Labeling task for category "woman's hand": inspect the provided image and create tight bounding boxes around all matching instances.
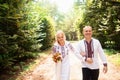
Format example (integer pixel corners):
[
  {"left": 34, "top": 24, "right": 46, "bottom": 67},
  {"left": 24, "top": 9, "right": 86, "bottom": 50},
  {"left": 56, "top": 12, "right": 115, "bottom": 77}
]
[{"left": 81, "top": 52, "right": 86, "bottom": 57}]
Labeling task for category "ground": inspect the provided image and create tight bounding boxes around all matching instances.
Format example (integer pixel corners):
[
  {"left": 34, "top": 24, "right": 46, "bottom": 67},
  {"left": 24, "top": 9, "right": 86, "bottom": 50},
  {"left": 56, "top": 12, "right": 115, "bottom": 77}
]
[
  {"left": 18, "top": 52, "right": 120, "bottom": 80},
  {"left": 14, "top": 43, "right": 120, "bottom": 80}
]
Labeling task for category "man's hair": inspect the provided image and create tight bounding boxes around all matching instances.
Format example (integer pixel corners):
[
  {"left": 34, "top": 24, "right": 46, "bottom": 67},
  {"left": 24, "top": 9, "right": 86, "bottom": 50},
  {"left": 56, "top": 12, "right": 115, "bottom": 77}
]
[{"left": 83, "top": 26, "right": 92, "bottom": 31}]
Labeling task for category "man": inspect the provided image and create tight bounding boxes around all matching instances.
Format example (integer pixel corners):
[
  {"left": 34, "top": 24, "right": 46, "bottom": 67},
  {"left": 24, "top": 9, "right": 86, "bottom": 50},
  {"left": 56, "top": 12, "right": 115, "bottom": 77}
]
[{"left": 76, "top": 26, "right": 108, "bottom": 80}]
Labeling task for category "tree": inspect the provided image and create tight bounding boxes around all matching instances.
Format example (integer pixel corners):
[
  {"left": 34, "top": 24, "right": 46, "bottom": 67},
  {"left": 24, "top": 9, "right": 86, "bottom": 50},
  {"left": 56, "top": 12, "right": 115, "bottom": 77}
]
[
  {"left": 37, "top": 16, "right": 55, "bottom": 50},
  {"left": 76, "top": 0, "right": 120, "bottom": 50},
  {"left": 0, "top": 0, "right": 46, "bottom": 70}
]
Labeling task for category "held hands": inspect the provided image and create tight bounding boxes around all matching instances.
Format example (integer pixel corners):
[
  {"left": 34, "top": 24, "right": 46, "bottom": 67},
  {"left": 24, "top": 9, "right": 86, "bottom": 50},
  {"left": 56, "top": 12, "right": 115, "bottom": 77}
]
[
  {"left": 85, "top": 58, "right": 93, "bottom": 64},
  {"left": 81, "top": 52, "right": 86, "bottom": 57},
  {"left": 80, "top": 52, "right": 93, "bottom": 64}
]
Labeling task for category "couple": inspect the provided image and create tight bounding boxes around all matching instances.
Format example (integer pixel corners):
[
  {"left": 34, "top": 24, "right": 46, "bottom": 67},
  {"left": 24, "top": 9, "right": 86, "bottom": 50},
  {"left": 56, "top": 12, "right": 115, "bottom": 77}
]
[{"left": 52, "top": 26, "right": 108, "bottom": 80}]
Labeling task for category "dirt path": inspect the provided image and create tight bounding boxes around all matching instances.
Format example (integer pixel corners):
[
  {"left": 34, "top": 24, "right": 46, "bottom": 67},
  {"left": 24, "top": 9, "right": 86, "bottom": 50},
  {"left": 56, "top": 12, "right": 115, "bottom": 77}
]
[{"left": 19, "top": 52, "right": 120, "bottom": 80}]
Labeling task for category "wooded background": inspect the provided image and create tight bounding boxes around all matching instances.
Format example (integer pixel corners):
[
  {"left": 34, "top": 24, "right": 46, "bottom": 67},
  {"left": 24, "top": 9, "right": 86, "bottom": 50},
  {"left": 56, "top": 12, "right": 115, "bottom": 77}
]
[{"left": 0, "top": 0, "right": 120, "bottom": 70}]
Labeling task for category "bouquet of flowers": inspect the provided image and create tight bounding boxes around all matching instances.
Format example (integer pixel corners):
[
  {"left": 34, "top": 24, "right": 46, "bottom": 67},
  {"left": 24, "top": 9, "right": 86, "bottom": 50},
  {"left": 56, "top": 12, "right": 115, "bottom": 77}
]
[{"left": 52, "top": 52, "right": 62, "bottom": 63}]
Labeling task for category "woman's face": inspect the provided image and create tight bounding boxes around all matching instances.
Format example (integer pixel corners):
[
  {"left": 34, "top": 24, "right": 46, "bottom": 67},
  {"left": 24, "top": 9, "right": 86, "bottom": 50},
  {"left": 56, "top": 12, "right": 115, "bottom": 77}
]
[{"left": 57, "top": 33, "right": 65, "bottom": 44}]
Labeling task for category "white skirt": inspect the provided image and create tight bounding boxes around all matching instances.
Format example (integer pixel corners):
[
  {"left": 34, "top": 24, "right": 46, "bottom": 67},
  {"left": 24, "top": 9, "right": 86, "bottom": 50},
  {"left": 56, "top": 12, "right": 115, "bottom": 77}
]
[
  {"left": 56, "top": 61, "right": 62, "bottom": 80},
  {"left": 55, "top": 55, "right": 70, "bottom": 80}
]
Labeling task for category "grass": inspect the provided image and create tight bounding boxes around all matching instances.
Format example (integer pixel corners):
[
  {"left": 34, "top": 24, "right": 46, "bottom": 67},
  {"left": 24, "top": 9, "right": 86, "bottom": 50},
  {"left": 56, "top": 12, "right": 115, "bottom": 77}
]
[{"left": 104, "top": 49, "right": 120, "bottom": 67}]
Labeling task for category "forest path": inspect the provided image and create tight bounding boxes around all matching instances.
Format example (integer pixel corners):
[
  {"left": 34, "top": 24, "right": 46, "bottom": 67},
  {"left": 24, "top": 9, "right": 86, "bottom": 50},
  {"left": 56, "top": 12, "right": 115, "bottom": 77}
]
[{"left": 20, "top": 52, "right": 120, "bottom": 80}]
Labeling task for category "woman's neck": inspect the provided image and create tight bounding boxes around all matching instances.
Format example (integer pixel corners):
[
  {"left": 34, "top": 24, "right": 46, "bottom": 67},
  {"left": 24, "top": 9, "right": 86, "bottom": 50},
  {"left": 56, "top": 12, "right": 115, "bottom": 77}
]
[{"left": 59, "top": 41, "right": 65, "bottom": 46}]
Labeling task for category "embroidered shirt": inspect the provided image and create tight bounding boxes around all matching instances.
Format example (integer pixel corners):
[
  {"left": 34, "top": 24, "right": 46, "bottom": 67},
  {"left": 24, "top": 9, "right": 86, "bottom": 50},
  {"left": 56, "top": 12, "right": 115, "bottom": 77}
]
[
  {"left": 76, "top": 38, "right": 107, "bottom": 69},
  {"left": 52, "top": 41, "right": 73, "bottom": 58}
]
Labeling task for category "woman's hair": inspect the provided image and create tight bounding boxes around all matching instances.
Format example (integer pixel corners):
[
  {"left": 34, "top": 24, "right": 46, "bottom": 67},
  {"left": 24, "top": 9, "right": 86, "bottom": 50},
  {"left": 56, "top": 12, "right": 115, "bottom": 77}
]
[{"left": 55, "top": 30, "right": 66, "bottom": 43}]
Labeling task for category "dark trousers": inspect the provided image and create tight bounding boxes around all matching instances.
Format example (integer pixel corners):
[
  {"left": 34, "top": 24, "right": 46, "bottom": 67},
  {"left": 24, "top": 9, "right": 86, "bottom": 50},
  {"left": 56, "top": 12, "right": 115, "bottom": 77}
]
[{"left": 82, "top": 68, "right": 99, "bottom": 80}]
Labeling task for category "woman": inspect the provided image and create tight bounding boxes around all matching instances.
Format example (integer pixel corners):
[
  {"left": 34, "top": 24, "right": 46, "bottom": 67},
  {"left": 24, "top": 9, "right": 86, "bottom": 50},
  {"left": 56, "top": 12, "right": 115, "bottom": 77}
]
[{"left": 52, "top": 30, "right": 74, "bottom": 80}]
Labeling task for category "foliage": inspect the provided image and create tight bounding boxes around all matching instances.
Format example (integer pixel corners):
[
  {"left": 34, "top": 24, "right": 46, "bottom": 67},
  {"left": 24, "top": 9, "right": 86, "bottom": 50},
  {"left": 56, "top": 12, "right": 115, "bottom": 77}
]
[
  {"left": 73, "top": 0, "right": 86, "bottom": 40},
  {"left": 38, "top": 0, "right": 79, "bottom": 41},
  {"left": 105, "top": 49, "right": 120, "bottom": 66},
  {"left": 37, "top": 16, "right": 55, "bottom": 50},
  {"left": 76, "top": 0, "right": 120, "bottom": 50},
  {"left": 0, "top": 0, "right": 43, "bottom": 70}
]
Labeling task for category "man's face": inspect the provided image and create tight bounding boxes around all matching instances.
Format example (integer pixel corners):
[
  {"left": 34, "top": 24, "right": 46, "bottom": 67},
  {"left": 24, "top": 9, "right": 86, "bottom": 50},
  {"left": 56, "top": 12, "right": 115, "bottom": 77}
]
[{"left": 83, "top": 27, "right": 92, "bottom": 39}]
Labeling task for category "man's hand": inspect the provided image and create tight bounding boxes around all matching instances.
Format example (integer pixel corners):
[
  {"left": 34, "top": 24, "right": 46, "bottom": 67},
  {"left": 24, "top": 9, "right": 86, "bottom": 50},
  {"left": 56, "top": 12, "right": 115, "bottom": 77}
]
[
  {"left": 103, "top": 66, "right": 108, "bottom": 73},
  {"left": 86, "top": 58, "right": 93, "bottom": 64}
]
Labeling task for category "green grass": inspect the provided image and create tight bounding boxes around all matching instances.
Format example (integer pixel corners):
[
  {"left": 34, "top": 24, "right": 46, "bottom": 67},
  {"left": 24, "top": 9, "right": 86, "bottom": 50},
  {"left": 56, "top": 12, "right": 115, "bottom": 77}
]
[
  {"left": 23, "top": 49, "right": 51, "bottom": 70},
  {"left": 104, "top": 49, "right": 117, "bottom": 55},
  {"left": 104, "top": 49, "right": 120, "bottom": 66}
]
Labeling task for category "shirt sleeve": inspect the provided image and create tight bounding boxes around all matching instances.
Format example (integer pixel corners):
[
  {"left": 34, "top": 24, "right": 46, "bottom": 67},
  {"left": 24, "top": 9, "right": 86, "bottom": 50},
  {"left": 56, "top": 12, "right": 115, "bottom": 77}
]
[
  {"left": 52, "top": 45, "right": 57, "bottom": 54},
  {"left": 97, "top": 40, "right": 107, "bottom": 66},
  {"left": 73, "top": 41, "right": 86, "bottom": 62},
  {"left": 68, "top": 42, "right": 74, "bottom": 51}
]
